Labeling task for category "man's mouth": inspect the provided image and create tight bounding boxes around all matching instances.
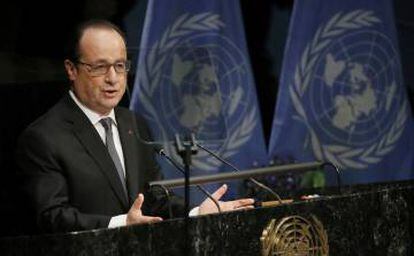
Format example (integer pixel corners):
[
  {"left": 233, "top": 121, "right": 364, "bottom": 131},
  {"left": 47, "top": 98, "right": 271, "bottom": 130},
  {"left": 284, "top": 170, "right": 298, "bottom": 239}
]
[{"left": 103, "top": 89, "right": 118, "bottom": 97}]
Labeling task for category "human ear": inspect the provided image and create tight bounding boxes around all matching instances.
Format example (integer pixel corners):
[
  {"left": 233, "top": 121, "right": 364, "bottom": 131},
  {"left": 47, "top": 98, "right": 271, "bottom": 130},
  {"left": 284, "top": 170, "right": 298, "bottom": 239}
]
[{"left": 64, "top": 59, "right": 77, "bottom": 81}]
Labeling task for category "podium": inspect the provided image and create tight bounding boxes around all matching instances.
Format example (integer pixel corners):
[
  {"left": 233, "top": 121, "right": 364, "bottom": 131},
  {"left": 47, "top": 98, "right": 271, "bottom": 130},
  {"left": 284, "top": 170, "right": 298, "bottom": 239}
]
[{"left": 1, "top": 180, "right": 413, "bottom": 255}]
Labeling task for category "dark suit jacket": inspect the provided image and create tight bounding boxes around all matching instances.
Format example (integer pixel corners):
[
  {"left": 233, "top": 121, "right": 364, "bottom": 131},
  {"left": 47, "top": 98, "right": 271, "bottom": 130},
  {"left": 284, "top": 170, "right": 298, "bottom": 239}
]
[{"left": 16, "top": 94, "right": 183, "bottom": 233}]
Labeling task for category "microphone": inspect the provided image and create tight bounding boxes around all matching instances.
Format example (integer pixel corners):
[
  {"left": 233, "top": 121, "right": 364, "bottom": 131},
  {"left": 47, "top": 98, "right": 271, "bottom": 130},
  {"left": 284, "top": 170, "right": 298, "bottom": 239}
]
[
  {"left": 194, "top": 142, "right": 284, "bottom": 205},
  {"left": 155, "top": 148, "right": 222, "bottom": 213},
  {"left": 128, "top": 113, "right": 222, "bottom": 213}
]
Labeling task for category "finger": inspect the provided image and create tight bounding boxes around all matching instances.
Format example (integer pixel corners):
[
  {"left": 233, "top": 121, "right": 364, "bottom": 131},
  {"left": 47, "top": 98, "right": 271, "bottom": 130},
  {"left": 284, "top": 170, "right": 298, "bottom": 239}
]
[
  {"left": 235, "top": 198, "right": 255, "bottom": 207},
  {"left": 140, "top": 216, "right": 163, "bottom": 224},
  {"left": 211, "top": 184, "right": 228, "bottom": 201},
  {"left": 131, "top": 193, "right": 144, "bottom": 211},
  {"left": 234, "top": 205, "right": 255, "bottom": 211}
]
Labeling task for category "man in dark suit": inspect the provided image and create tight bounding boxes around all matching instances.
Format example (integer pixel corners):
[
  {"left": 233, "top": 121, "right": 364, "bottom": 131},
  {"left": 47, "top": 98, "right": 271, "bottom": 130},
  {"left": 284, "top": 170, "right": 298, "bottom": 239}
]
[{"left": 16, "top": 20, "right": 254, "bottom": 234}]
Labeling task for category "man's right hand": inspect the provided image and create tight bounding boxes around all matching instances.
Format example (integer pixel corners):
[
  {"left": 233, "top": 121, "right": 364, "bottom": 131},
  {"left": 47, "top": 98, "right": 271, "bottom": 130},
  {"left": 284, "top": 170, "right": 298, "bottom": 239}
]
[{"left": 126, "top": 193, "right": 163, "bottom": 225}]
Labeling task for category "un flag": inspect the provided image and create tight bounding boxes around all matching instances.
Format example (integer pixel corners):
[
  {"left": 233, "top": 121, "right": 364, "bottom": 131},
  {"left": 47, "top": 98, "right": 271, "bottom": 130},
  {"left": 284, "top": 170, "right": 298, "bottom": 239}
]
[
  {"left": 130, "top": 0, "right": 268, "bottom": 202},
  {"left": 268, "top": 0, "right": 414, "bottom": 185}
]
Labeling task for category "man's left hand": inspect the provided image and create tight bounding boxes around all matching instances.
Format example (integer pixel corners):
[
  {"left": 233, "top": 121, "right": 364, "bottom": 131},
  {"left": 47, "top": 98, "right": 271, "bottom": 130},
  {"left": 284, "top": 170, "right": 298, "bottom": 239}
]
[{"left": 198, "top": 184, "right": 255, "bottom": 215}]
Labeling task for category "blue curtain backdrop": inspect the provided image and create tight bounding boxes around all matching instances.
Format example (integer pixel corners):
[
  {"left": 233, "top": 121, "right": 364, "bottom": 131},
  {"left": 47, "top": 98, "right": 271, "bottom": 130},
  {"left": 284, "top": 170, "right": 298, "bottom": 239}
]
[
  {"left": 268, "top": 0, "right": 414, "bottom": 185},
  {"left": 129, "top": 0, "right": 268, "bottom": 202}
]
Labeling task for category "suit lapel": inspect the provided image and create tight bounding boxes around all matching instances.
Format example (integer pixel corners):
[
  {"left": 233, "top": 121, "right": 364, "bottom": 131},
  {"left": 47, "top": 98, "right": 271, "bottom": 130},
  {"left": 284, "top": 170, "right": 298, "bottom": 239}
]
[
  {"left": 116, "top": 109, "right": 140, "bottom": 205},
  {"left": 61, "top": 96, "right": 129, "bottom": 210}
]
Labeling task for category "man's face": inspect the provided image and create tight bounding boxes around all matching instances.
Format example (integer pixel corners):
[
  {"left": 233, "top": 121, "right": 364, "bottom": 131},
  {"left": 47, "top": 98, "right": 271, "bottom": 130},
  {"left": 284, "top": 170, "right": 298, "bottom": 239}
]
[{"left": 65, "top": 27, "right": 127, "bottom": 115}]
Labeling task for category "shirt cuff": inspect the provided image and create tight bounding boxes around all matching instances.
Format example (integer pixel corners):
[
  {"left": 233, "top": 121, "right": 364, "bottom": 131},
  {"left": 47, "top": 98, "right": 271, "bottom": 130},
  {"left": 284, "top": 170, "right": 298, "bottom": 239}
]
[
  {"left": 189, "top": 207, "right": 200, "bottom": 217},
  {"left": 108, "top": 214, "right": 127, "bottom": 228},
  {"left": 109, "top": 208, "right": 199, "bottom": 227}
]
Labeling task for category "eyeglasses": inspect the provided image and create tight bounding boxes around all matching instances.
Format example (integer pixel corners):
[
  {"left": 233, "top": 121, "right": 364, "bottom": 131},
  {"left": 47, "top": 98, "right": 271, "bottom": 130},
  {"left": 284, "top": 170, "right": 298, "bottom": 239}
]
[{"left": 77, "top": 60, "right": 131, "bottom": 76}]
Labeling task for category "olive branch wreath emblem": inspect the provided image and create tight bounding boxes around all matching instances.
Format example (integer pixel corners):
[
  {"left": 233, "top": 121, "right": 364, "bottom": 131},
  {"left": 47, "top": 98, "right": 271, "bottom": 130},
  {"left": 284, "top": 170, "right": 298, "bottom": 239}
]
[
  {"left": 290, "top": 10, "right": 408, "bottom": 169},
  {"left": 138, "top": 13, "right": 258, "bottom": 171}
]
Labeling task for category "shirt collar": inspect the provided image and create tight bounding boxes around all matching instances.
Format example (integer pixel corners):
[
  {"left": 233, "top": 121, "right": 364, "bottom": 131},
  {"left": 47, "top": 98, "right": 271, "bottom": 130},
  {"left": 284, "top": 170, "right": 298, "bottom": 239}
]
[{"left": 69, "top": 90, "right": 117, "bottom": 126}]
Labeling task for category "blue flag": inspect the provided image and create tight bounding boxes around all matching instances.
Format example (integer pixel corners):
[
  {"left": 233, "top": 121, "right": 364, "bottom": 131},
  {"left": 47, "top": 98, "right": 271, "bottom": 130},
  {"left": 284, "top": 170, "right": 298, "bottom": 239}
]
[
  {"left": 130, "top": 0, "right": 268, "bottom": 202},
  {"left": 268, "top": 0, "right": 414, "bottom": 185}
]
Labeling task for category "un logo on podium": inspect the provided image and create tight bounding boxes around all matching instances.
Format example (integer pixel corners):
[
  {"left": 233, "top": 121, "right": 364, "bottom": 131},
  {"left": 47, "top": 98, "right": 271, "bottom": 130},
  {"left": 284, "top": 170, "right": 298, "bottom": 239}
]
[
  {"left": 261, "top": 215, "right": 329, "bottom": 256},
  {"left": 290, "top": 10, "right": 408, "bottom": 169}
]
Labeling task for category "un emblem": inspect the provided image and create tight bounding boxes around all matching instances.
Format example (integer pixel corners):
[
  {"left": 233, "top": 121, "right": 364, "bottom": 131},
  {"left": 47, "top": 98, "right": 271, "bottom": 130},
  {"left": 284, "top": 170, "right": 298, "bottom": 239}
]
[
  {"left": 261, "top": 215, "right": 329, "bottom": 256},
  {"left": 137, "top": 13, "right": 257, "bottom": 171},
  {"left": 290, "top": 10, "right": 408, "bottom": 169}
]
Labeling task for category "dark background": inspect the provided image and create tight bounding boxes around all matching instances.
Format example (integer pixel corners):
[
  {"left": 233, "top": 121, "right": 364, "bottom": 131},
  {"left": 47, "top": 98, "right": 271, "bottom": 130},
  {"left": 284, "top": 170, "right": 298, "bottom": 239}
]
[{"left": 0, "top": 0, "right": 413, "bottom": 237}]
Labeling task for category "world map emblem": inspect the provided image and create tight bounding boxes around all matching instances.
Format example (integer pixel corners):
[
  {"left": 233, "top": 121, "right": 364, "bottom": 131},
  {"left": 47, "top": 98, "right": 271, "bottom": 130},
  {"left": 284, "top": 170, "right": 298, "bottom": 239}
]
[
  {"left": 137, "top": 13, "right": 258, "bottom": 171},
  {"left": 290, "top": 10, "right": 408, "bottom": 169}
]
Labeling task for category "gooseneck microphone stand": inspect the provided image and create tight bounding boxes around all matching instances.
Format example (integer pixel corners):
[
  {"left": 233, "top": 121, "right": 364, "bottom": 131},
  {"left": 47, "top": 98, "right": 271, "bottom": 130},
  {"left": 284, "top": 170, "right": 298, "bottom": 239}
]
[
  {"left": 128, "top": 112, "right": 222, "bottom": 214},
  {"left": 174, "top": 134, "right": 198, "bottom": 217},
  {"left": 174, "top": 133, "right": 197, "bottom": 256}
]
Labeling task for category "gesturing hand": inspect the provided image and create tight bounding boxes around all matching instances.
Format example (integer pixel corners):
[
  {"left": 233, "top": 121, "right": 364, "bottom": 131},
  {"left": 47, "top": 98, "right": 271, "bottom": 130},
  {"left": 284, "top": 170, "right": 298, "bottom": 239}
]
[
  {"left": 198, "top": 184, "right": 255, "bottom": 215},
  {"left": 126, "top": 194, "right": 163, "bottom": 225}
]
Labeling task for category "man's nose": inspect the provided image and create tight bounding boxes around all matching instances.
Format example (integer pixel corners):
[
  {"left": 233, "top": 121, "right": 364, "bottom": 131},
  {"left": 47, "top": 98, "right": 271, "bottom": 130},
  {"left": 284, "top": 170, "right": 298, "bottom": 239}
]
[{"left": 105, "top": 66, "right": 119, "bottom": 84}]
